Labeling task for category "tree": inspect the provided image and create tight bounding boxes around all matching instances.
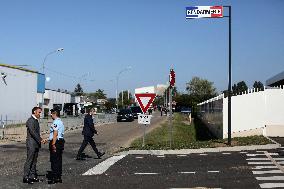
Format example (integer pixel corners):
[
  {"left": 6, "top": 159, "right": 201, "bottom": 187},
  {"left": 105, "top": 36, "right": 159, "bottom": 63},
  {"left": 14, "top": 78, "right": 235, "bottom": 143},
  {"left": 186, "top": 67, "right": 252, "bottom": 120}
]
[
  {"left": 118, "top": 90, "right": 133, "bottom": 108},
  {"left": 232, "top": 81, "right": 248, "bottom": 95},
  {"left": 174, "top": 93, "right": 192, "bottom": 108},
  {"left": 74, "top": 83, "right": 84, "bottom": 96},
  {"left": 253, "top": 81, "right": 264, "bottom": 91},
  {"left": 186, "top": 76, "right": 218, "bottom": 103},
  {"left": 105, "top": 98, "right": 116, "bottom": 110},
  {"left": 88, "top": 89, "right": 107, "bottom": 99}
]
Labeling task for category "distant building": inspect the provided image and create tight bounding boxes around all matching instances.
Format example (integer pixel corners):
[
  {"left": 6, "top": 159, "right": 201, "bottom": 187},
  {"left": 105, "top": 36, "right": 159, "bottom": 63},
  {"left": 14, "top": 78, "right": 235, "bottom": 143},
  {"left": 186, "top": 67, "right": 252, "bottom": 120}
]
[
  {"left": 135, "top": 84, "right": 167, "bottom": 96},
  {"left": 0, "top": 63, "right": 45, "bottom": 124},
  {"left": 266, "top": 71, "right": 284, "bottom": 87},
  {"left": 37, "top": 89, "right": 72, "bottom": 116}
]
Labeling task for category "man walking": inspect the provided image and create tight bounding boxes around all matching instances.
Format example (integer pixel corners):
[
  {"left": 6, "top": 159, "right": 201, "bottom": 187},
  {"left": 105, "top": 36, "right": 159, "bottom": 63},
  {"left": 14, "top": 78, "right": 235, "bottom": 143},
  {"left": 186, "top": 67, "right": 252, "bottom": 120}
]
[
  {"left": 23, "top": 107, "right": 43, "bottom": 184},
  {"left": 76, "top": 108, "right": 105, "bottom": 160},
  {"left": 48, "top": 109, "right": 65, "bottom": 184}
]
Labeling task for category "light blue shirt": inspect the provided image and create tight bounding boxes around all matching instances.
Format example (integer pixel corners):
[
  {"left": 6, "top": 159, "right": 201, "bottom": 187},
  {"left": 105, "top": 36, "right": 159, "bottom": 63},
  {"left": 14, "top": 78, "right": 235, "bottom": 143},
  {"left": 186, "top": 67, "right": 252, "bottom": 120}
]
[{"left": 49, "top": 118, "right": 64, "bottom": 140}]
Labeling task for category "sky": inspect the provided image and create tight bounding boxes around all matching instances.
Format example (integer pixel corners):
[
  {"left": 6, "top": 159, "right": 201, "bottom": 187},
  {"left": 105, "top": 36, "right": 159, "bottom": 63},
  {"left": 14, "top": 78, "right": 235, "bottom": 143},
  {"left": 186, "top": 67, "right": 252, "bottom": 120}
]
[{"left": 0, "top": 0, "right": 283, "bottom": 98}]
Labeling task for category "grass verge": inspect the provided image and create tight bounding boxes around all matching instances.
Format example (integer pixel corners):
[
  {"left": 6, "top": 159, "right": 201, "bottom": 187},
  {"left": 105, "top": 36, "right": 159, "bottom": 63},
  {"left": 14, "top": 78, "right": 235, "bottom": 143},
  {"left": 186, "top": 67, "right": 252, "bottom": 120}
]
[{"left": 129, "top": 113, "right": 273, "bottom": 150}]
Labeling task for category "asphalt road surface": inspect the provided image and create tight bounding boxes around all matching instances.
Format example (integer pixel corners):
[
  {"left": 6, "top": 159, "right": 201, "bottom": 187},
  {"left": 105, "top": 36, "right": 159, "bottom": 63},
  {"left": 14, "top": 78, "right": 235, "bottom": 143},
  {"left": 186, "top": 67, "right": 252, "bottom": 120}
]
[
  {"left": 0, "top": 113, "right": 166, "bottom": 189},
  {"left": 1, "top": 117, "right": 284, "bottom": 189}
]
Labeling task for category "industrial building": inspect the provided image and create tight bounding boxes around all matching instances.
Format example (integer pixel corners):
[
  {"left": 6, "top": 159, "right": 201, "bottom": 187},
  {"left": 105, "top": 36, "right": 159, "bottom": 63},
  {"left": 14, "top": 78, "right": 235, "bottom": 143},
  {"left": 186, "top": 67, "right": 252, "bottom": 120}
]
[{"left": 0, "top": 64, "right": 45, "bottom": 124}]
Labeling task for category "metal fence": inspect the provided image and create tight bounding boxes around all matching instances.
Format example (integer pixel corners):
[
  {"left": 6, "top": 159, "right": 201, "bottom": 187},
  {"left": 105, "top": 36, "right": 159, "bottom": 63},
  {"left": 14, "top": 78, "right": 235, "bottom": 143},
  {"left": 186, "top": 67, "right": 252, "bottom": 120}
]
[
  {"left": 0, "top": 113, "right": 117, "bottom": 140},
  {"left": 197, "top": 94, "right": 224, "bottom": 138}
]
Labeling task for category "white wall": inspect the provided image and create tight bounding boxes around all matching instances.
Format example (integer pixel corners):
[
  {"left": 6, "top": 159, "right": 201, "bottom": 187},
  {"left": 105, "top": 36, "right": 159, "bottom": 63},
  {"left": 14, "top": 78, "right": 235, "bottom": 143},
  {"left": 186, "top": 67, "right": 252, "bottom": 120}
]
[
  {"left": 0, "top": 66, "right": 37, "bottom": 123},
  {"left": 223, "top": 88, "right": 284, "bottom": 138}
]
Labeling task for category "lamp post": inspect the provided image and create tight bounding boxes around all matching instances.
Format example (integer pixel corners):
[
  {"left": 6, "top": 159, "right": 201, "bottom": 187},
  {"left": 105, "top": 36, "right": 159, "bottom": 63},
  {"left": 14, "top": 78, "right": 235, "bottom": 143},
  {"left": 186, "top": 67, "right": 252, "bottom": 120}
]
[
  {"left": 41, "top": 48, "right": 64, "bottom": 108},
  {"left": 116, "top": 66, "right": 131, "bottom": 110}
]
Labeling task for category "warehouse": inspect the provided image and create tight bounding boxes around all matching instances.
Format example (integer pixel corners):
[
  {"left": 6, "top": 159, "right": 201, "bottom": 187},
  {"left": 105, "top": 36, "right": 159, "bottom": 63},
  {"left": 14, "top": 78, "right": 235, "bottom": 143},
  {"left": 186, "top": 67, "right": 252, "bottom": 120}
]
[
  {"left": 37, "top": 89, "right": 72, "bottom": 117},
  {"left": 0, "top": 63, "right": 45, "bottom": 124}
]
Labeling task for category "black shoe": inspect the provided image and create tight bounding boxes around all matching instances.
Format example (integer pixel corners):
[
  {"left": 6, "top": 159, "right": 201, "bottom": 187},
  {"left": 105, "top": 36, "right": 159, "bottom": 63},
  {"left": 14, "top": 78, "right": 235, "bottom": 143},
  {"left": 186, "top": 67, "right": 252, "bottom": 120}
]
[
  {"left": 97, "top": 152, "right": 105, "bottom": 159},
  {"left": 23, "top": 178, "right": 34, "bottom": 184},
  {"left": 30, "top": 178, "right": 40, "bottom": 182},
  {"left": 54, "top": 178, "right": 62, "bottom": 183}
]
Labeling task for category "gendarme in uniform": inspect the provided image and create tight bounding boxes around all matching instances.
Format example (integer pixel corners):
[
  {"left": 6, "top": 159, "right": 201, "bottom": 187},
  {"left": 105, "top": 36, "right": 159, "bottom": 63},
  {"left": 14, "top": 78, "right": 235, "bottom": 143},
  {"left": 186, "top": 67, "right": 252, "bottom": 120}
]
[
  {"left": 49, "top": 114, "right": 65, "bottom": 182},
  {"left": 49, "top": 118, "right": 64, "bottom": 141}
]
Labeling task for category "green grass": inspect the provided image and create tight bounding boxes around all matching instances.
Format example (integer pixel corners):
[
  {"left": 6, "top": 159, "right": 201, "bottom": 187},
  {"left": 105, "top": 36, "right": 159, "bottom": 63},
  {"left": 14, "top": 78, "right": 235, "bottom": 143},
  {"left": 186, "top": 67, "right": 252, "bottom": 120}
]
[{"left": 129, "top": 113, "right": 273, "bottom": 150}]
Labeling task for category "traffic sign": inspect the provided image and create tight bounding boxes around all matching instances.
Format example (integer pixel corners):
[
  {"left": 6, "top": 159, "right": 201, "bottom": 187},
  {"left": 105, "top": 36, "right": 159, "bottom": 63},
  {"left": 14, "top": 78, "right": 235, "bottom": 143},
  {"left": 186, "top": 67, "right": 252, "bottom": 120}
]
[
  {"left": 138, "top": 114, "right": 152, "bottom": 125},
  {"left": 169, "top": 69, "right": 175, "bottom": 87},
  {"left": 135, "top": 93, "right": 156, "bottom": 114},
  {"left": 186, "top": 6, "right": 223, "bottom": 19}
]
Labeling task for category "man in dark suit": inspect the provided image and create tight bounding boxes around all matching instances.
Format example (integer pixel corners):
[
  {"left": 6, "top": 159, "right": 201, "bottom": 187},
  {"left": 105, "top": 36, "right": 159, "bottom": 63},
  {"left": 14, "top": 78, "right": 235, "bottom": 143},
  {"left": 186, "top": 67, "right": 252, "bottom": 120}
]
[
  {"left": 76, "top": 108, "right": 105, "bottom": 160},
  {"left": 23, "top": 107, "right": 43, "bottom": 184}
]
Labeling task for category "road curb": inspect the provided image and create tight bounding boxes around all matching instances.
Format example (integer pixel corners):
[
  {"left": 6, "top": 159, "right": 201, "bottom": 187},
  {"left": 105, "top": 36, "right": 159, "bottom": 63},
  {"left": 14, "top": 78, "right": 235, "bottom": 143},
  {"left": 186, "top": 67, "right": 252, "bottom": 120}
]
[{"left": 117, "top": 143, "right": 281, "bottom": 155}]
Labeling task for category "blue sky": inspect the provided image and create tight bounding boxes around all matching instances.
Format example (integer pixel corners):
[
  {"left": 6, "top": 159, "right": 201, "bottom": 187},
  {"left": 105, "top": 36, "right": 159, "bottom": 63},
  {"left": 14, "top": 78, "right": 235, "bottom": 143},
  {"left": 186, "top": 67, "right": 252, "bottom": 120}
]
[{"left": 0, "top": 0, "right": 283, "bottom": 97}]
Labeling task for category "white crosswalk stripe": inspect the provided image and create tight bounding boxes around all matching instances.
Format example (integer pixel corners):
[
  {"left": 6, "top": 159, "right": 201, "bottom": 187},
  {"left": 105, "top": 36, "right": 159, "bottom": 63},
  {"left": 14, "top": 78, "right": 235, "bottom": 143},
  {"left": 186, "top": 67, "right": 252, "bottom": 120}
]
[
  {"left": 259, "top": 183, "right": 284, "bottom": 188},
  {"left": 253, "top": 170, "right": 282, "bottom": 174},
  {"left": 247, "top": 153, "right": 279, "bottom": 157},
  {"left": 256, "top": 176, "right": 284, "bottom": 181},
  {"left": 247, "top": 158, "right": 284, "bottom": 161},
  {"left": 247, "top": 150, "right": 284, "bottom": 188},
  {"left": 252, "top": 166, "right": 277, "bottom": 169}
]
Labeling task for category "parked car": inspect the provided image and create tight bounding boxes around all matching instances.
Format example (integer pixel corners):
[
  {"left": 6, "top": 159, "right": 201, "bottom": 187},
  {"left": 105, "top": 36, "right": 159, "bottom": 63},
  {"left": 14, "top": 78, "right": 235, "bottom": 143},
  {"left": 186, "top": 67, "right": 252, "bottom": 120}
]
[
  {"left": 130, "top": 106, "right": 143, "bottom": 119},
  {"left": 117, "top": 109, "right": 134, "bottom": 122}
]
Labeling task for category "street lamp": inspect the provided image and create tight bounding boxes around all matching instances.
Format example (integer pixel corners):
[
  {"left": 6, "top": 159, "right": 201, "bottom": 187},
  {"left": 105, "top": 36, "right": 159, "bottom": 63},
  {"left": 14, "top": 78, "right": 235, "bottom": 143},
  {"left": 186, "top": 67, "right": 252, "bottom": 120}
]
[
  {"left": 41, "top": 48, "right": 64, "bottom": 108},
  {"left": 116, "top": 66, "right": 131, "bottom": 110}
]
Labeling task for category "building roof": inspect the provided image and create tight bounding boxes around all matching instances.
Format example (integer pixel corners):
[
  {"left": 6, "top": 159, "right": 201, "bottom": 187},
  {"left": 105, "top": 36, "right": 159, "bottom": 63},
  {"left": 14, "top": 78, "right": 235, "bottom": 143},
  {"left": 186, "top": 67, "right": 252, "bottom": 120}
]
[
  {"left": 0, "top": 63, "right": 42, "bottom": 75},
  {"left": 266, "top": 71, "right": 284, "bottom": 87}
]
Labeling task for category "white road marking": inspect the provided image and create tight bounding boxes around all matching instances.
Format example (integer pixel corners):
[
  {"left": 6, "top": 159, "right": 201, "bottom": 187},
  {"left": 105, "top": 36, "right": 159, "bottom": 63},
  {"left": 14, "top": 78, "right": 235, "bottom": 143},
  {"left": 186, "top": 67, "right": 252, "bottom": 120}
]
[
  {"left": 264, "top": 151, "right": 284, "bottom": 173},
  {"left": 248, "top": 162, "right": 274, "bottom": 165},
  {"left": 247, "top": 158, "right": 284, "bottom": 161},
  {"left": 208, "top": 171, "right": 220, "bottom": 173},
  {"left": 135, "top": 156, "right": 144, "bottom": 159},
  {"left": 252, "top": 170, "right": 282, "bottom": 174},
  {"left": 82, "top": 155, "right": 126, "bottom": 175},
  {"left": 259, "top": 183, "right": 284, "bottom": 188},
  {"left": 157, "top": 155, "right": 165, "bottom": 158},
  {"left": 177, "top": 155, "right": 187, "bottom": 157},
  {"left": 222, "top": 153, "right": 231, "bottom": 155},
  {"left": 239, "top": 151, "right": 248, "bottom": 154},
  {"left": 257, "top": 151, "right": 267, "bottom": 153},
  {"left": 199, "top": 154, "right": 208, "bottom": 156},
  {"left": 134, "top": 173, "right": 159, "bottom": 175},
  {"left": 252, "top": 166, "right": 278, "bottom": 169},
  {"left": 256, "top": 176, "right": 284, "bottom": 181},
  {"left": 178, "top": 172, "right": 196, "bottom": 174},
  {"left": 247, "top": 153, "right": 278, "bottom": 157}
]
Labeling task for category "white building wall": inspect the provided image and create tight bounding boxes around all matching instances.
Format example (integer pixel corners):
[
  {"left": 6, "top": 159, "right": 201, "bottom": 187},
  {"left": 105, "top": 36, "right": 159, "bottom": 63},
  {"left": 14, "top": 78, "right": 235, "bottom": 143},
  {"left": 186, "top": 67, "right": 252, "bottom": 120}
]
[
  {"left": 44, "top": 90, "right": 71, "bottom": 112},
  {"left": 0, "top": 66, "right": 37, "bottom": 123},
  {"left": 223, "top": 88, "right": 284, "bottom": 138}
]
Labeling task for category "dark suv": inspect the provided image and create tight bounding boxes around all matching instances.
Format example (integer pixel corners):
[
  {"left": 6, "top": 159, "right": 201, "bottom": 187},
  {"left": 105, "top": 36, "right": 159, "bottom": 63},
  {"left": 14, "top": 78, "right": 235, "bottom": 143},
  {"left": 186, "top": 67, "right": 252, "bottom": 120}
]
[
  {"left": 130, "top": 106, "right": 143, "bottom": 119},
  {"left": 117, "top": 109, "right": 134, "bottom": 122}
]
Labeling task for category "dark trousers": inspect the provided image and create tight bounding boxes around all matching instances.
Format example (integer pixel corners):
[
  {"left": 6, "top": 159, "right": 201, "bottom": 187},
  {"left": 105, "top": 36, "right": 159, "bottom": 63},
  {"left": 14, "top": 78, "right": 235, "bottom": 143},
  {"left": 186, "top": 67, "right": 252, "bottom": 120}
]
[
  {"left": 77, "top": 135, "right": 100, "bottom": 156},
  {"left": 49, "top": 140, "right": 64, "bottom": 179},
  {"left": 23, "top": 147, "right": 39, "bottom": 179}
]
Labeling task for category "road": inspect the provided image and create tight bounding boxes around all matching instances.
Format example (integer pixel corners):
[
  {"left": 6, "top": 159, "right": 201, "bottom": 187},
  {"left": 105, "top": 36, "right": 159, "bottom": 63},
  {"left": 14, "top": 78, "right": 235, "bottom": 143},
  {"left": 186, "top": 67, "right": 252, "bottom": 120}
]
[
  {"left": 1, "top": 116, "right": 284, "bottom": 189},
  {"left": 53, "top": 149, "right": 284, "bottom": 189},
  {"left": 0, "top": 112, "right": 166, "bottom": 189}
]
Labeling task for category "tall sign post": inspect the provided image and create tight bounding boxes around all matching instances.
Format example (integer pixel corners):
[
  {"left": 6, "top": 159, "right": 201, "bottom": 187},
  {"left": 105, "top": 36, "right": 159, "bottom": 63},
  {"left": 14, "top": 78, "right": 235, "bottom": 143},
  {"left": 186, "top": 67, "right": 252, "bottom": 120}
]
[
  {"left": 186, "top": 6, "right": 232, "bottom": 145},
  {"left": 169, "top": 68, "right": 175, "bottom": 149},
  {"left": 135, "top": 93, "right": 156, "bottom": 147}
]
